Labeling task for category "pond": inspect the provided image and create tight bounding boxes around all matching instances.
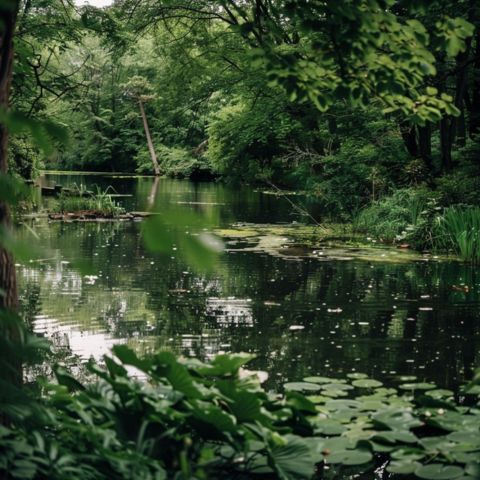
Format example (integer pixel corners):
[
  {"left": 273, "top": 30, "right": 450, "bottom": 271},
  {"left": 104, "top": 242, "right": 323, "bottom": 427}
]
[{"left": 17, "top": 174, "right": 480, "bottom": 389}]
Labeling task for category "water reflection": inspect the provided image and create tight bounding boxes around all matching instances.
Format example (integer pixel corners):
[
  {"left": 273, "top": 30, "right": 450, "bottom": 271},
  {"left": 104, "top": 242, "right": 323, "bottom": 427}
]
[{"left": 17, "top": 175, "right": 480, "bottom": 389}]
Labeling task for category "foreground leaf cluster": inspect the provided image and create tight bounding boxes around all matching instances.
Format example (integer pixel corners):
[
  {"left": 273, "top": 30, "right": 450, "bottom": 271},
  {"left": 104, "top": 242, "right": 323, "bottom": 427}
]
[{"left": 0, "top": 347, "right": 479, "bottom": 480}]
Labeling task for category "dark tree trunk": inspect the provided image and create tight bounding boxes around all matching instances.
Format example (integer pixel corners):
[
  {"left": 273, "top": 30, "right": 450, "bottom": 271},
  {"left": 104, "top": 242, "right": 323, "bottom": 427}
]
[
  {"left": 418, "top": 123, "right": 433, "bottom": 170},
  {"left": 470, "top": 28, "right": 480, "bottom": 137},
  {"left": 1, "top": 2, "right": 21, "bottom": 412},
  {"left": 440, "top": 117, "right": 453, "bottom": 171},
  {"left": 457, "top": 107, "right": 467, "bottom": 147},
  {"left": 400, "top": 122, "right": 419, "bottom": 158},
  {"left": 0, "top": 3, "right": 19, "bottom": 311},
  {"left": 449, "top": 43, "right": 471, "bottom": 147}
]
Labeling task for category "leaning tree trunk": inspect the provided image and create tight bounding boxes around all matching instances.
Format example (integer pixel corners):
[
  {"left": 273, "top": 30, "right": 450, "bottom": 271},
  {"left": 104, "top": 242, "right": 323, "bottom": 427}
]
[{"left": 138, "top": 99, "right": 160, "bottom": 176}]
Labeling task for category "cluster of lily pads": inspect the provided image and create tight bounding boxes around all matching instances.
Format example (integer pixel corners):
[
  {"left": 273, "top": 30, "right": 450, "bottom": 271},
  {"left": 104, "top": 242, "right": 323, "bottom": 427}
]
[
  {"left": 0, "top": 346, "right": 479, "bottom": 479},
  {"left": 285, "top": 372, "right": 480, "bottom": 479}
]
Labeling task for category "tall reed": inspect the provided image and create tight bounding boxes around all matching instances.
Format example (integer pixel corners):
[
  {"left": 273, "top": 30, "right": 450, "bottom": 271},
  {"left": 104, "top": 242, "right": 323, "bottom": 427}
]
[{"left": 436, "top": 207, "right": 480, "bottom": 262}]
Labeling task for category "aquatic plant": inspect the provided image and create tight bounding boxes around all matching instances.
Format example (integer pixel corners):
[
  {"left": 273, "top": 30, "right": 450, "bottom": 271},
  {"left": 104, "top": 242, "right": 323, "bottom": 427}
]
[
  {"left": 435, "top": 207, "right": 480, "bottom": 262},
  {"left": 54, "top": 185, "right": 124, "bottom": 217},
  {"left": 1, "top": 344, "right": 479, "bottom": 480}
]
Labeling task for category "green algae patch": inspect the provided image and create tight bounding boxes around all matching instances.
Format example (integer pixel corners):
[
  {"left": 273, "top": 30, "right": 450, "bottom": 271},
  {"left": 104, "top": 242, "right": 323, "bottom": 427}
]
[
  {"left": 215, "top": 228, "right": 260, "bottom": 238},
  {"left": 215, "top": 223, "right": 450, "bottom": 264}
]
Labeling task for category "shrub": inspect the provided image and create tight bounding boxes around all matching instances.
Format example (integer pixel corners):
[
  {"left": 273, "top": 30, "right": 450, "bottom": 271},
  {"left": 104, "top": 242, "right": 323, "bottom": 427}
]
[
  {"left": 1, "top": 344, "right": 479, "bottom": 480},
  {"left": 357, "top": 188, "right": 434, "bottom": 243}
]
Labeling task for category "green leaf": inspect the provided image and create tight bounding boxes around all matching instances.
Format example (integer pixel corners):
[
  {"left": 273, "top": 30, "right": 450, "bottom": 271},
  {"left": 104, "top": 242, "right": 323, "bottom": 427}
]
[
  {"left": 352, "top": 379, "right": 383, "bottom": 388},
  {"left": 387, "top": 460, "right": 421, "bottom": 474},
  {"left": 268, "top": 435, "right": 316, "bottom": 480},
  {"left": 325, "top": 448, "right": 373, "bottom": 466},
  {"left": 399, "top": 382, "right": 436, "bottom": 391},
  {"left": 284, "top": 382, "right": 322, "bottom": 393},
  {"left": 415, "top": 464, "right": 464, "bottom": 480},
  {"left": 112, "top": 345, "right": 152, "bottom": 372},
  {"left": 198, "top": 353, "right": 254, "bottom": 376}
]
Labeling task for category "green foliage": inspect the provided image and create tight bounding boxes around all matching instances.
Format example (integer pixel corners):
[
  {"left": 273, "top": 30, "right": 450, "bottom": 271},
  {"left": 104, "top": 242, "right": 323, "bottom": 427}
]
[
  {"left": 0, "top": 347, "right": 479, "bottom": 480},
  {"left": 8, "top": 136, "right": 43, "bottom": 180},
  {"left": 207, "top": 97, "right": 304, "bottom": 182},
  {"left": 135, "top": 144, "right": 211, "bottom": 179},
  {"left": 251, "top": 0, "right": 473, "bottom": 123},
  {"left": 357, "top": 188, "right": 435, "bottom": 243},
  {"left": 53, "top": 186, "right": 124, "bottom": 217},
  {"left": 435, "top": 207, "right": 480, "bottom": 262}
]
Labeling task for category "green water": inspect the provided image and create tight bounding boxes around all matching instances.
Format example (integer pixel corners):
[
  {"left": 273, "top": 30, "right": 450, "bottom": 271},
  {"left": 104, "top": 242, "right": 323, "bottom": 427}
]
[{"left": 18, "top": 174, "right": 480, "bottom": 389}]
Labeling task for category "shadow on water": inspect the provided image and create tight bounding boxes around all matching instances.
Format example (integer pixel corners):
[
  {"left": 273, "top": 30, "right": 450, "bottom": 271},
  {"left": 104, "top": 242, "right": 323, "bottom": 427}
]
[{"left": 17, "top": 174, "right": 480, "bottom": 389}]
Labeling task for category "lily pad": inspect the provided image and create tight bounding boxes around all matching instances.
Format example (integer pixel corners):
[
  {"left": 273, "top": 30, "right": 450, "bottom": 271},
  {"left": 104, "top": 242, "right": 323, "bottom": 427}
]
[
  {"left": 284, "top": 382, "right": 321, "bottom": 393},
  {"left": 352, "top": 379, "right": 383, "bottom": 389},
  {"left": 399, "top": 382, "right": 436, "bottom": 391},
  {"left": 325, "top": 449, "right": 373, "bottom": 466},
  {"left": 415, "top": 464, "right": 464, "bottom": 479}
]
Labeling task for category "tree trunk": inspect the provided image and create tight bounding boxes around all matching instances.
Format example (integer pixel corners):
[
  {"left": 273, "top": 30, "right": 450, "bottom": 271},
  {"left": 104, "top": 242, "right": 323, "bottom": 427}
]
[
  {"left": 440, "top": 117, "right": 453, "bottom": 171},
  {"left": 0, "top": 3, "right": 19, "bottom": 311},
  {"left": 418, "top": 123, "right": 433, "bottom": 170},
  {"left": 470, "top": 28, "right": 480, "bottom": 137},
  {"left": 399, "top": 122, "right": 419, "bottom": 158},
  {"left": 0, "top": 2, "right": 22, "bottom": 420},
  {"left": 138, "top": 99, "right": 160, "bottom": 176}
]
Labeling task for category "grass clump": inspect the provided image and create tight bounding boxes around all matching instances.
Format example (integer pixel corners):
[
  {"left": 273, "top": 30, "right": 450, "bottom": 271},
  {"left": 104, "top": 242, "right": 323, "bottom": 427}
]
[
  {"left": 54, "top": 186, "right": 124, "bottom": 217},
  {"left": 435, "top": 207, "right": 480, "bottom": 262},
  {"left": 355, "top": 188, "right": 433, "bottom": 243}
]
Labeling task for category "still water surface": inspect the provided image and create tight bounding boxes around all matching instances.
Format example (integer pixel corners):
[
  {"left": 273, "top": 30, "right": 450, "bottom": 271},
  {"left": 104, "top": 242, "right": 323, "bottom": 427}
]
[{"left": 18, "top": 174, "right": 480, "bottom": 388}]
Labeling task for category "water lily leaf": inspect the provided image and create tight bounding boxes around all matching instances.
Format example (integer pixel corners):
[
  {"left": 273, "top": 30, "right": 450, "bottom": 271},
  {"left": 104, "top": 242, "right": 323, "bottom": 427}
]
[
  {"left": 303, "top": 376, "right": 345, "bottom": 384},
  {"left": 314, "top": 420, "right": 347, "bottom": 436},
  {"left": 347, "top": 373, "right": 368, "bottom": 380},
  {"left": 322, "top": 383, "right": 354, "bottom": 391},
  {"left": 352, "top": 379, "right": 383, "bottom": 389},
  {"left": 284, "top": 382, "right": 322, "bottom": 392},
  {"left": 426, "top": 389, "right": 454, "bottom": 399},
  {"left": 325, "top": 448, "right": 373, "bottom": 465},
  {"left": 415, "top": 464, "right": 464, "bottom": 479},
  {"left": 399, "top": 382, "right": 436, "bottom": 391},
  {"left": 387, "top": 460, "right": 422, "bottom": 474},
  {"left": 321, "top": 389, "right": 348, "bottom": 398}
]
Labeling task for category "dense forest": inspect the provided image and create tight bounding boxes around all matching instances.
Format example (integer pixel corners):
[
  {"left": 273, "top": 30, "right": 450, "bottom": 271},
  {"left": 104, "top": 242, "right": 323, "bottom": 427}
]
[
  {"left": 8, "top": 0, "right": 480, "bottom": 216},
  {"left": 1, "top": 1, "right": 480, "bottom": 480}
]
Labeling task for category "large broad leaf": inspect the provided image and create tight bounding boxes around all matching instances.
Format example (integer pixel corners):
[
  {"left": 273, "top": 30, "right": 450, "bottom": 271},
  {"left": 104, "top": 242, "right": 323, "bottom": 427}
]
[
  {"left": 154, "top": 352, "right": 202, "bottom": 399},
  {"left": 112, "top": 345, "right": 152, "bottom": 372},
  {"left": 197, "top": 353, "right": 255, "bottom": 377},
  {"left": 268, "top": 434, "right": 316, "bottom": 480},
  {"left": 227, "top": 390, "right": 262, "bottom": 423},
  {"left": 190, "top": 402, "right": 237, "bottom": 436}
]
